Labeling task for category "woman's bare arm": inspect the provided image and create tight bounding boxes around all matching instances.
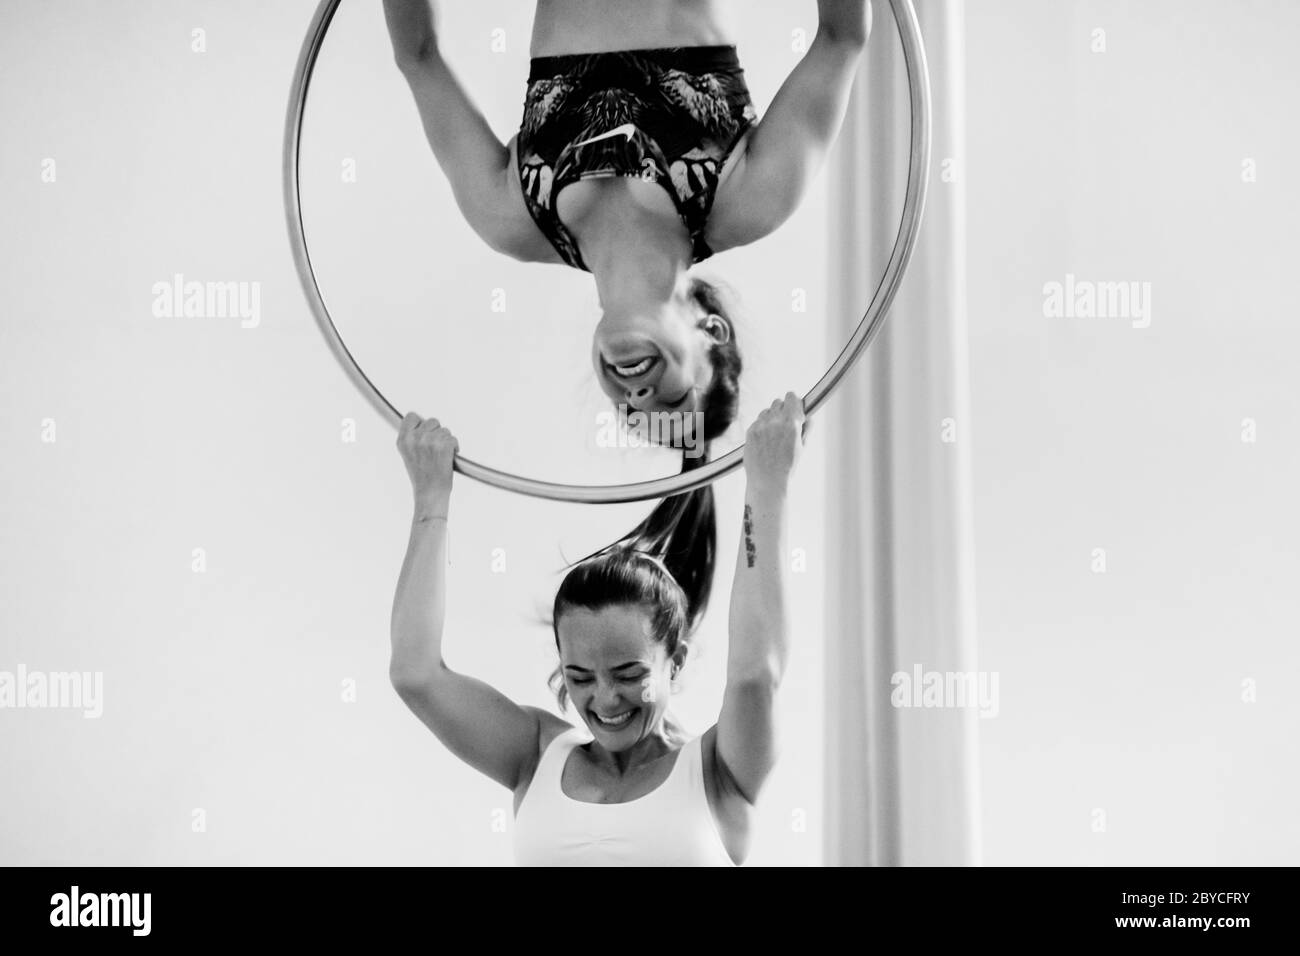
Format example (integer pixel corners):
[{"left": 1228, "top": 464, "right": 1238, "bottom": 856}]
[
  {"left": 706, "top": 0, "right": 870, "bottom": 251},
  {"left": 382, "top": 0, "right": 542, "bottom": 258},
  {"left": 713, "top": 394, "right": 806, "bottom": 804},
  {"left": 390, "top": 414, "right": 543, "bottom": 792}
]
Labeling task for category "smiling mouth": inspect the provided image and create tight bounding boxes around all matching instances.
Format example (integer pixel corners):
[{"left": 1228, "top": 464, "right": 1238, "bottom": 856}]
[
  {"left": 608, "top": 356, "right": 658, "bottom": 379},
  {"left": 592, "top": 709, "right": 635, "bottom": 728}
]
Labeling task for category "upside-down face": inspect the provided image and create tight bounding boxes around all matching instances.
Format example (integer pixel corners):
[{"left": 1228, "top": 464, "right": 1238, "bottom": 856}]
[{"left": 592, "top": 298, "right": 730, "bottom": 446}]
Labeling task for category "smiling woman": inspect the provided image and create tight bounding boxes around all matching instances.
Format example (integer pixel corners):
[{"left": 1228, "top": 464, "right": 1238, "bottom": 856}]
[
  {"left": 594, "top": 276, "right": 743, "bottom": 448},
  {"left": 517, "top": 583, "right": 739, "bottom": 865},
  {"left": 391, "top": 395, "right": 809, "bottom": 866},
  {"left": 287, "top": 0, "right": 931, "bottom": 500},
  {"left": 381, "top": 0, "right": 865, "bottom": 441}
]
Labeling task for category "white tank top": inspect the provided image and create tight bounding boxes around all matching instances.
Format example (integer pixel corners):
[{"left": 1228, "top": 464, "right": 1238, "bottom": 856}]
[{"left": 514, "top": 727, "right": 735, "bottom": 866}]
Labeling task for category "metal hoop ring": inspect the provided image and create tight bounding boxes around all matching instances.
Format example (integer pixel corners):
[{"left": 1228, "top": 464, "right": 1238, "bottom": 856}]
[{"left": 283, "top": 0, "right": 931, "bottom": 504}]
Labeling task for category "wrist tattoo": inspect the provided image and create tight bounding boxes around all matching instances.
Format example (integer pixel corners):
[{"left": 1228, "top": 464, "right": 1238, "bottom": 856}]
[{"left": 743, "top": 504, "right": 756, "bottom": 568}]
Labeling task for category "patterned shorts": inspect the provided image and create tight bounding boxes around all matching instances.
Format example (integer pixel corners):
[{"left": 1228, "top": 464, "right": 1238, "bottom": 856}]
[{"left": 516, "top": 45, "right": 758, "bottom": 272}]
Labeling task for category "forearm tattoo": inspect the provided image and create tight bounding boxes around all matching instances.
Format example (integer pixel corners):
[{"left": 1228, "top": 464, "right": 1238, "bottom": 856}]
[{"left": 743, "top": 504, "right": 756, "bottom": 568}]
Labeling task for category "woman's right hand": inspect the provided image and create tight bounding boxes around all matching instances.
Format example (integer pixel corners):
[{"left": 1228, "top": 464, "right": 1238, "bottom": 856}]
[
  {"left": 743, "top": 392, "right": 808, "bottom": 495},
  {"left": 397, "top": 413, "right": 458, "bottom": 512}
]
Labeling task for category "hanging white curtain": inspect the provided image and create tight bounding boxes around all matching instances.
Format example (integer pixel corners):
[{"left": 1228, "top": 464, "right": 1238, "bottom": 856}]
[{"left": 823, "top": 0, "right": 980, "bottom": 867}]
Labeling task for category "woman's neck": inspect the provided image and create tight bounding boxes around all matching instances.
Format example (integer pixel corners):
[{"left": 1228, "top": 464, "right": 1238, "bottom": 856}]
[
  {"left": 584, "top": 202, "right": 691, "bottom": 316},
  {"left": 589, "top": 716, "right": 683, "bottom": 775}
]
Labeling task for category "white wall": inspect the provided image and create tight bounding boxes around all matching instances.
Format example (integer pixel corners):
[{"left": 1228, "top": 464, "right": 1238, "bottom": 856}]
[
  {"left": 0, "top": 0, "right": 829, "bottom": 865},
  {"left": 966, "top": 0, "right": 1300, "bottom": 864}
]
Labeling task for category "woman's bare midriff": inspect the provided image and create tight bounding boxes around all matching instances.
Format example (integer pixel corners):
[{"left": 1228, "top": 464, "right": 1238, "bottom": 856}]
[{"left": 530, "top": 0, "right": 733, "bottom": 57}]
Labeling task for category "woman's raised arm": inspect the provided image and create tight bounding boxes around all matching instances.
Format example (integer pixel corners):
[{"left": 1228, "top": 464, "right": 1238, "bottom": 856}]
[
  {"left": 390, "top": 413, "right": 545, "bottom": 792},
  {"left": 713, "top": 394, "right": 807, "bottom": 804},
  {"left": 705, "top": 0, "right": 870, "bottom": 252},
  {"left": 382, "top": 0, "right": 540, "bottom": 258}
]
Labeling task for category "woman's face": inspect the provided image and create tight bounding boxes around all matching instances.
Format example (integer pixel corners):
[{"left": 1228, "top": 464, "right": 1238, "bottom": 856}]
[
  {"left": 556, "top": 604, "right": 680, "bottom": 750},
  {"left": 592, "top": 299, "right": 731, "bottom": 425}
]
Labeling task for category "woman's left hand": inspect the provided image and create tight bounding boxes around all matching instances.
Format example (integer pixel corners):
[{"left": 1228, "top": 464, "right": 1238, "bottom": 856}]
[{"left": 744, "top": 392, "right": 808, "bottom": 494}]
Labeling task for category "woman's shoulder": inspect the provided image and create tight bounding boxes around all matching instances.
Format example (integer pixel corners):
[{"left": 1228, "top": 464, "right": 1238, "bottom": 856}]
[
  {"left": 522, "top": 706, "right": 582, "bottom": 754},
  {"left": 512, "top": 708, "right": 584, "bottom": 815}
]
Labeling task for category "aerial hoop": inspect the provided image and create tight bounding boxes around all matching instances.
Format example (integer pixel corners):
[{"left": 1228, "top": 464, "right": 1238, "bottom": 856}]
[{"left": 283, "top": 0, "right": 932, "bottom": 504}]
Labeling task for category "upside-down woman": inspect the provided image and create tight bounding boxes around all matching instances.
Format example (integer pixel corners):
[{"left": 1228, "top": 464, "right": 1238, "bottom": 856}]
[{"left": 382, "top": 0, "right": 868, "bottom": 445}]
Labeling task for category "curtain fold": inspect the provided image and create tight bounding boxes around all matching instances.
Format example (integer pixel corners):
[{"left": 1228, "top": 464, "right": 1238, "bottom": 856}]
[{"left": 823, "top": 0, "right": 979, "bottom": 867}]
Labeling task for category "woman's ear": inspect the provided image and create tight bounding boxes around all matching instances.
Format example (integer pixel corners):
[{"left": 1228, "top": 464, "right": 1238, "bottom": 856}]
[
  {"left": 701, "top": 314, "right": 732, "bottom": 345},
  {"left": 671, "top": 642, "right": 691, "bottom": 677}
]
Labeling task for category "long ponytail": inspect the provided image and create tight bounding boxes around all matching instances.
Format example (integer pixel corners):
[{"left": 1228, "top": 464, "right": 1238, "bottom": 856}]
[
  {"left": 568, "top": 278, "right": 742, "bottom": 630},
  {"left": 573, "top": 445, "right": 717, "bottom": 632},
  {"left": 547, "top": 280, "right": 743, "bottom": 707}
]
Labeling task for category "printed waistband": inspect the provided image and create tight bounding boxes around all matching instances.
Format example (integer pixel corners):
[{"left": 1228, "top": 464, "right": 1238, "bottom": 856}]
[{"left": 528, "top": 44, "right": 742, "bottom": 82}]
